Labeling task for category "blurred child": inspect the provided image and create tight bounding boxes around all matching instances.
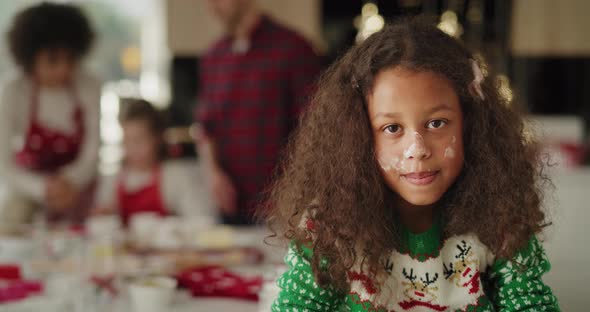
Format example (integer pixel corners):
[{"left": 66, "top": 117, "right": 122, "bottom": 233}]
[
  {"left": 0, "top": 2, "right": 101, "bottom": 226},
  {"left": 93, "top": 99, "right": 214, "bottom": 226}
]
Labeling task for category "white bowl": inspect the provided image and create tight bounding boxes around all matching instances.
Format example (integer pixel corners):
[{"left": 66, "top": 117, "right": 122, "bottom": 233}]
[{"left": 128, "top": 276, "right": 177, "bottom": 312}]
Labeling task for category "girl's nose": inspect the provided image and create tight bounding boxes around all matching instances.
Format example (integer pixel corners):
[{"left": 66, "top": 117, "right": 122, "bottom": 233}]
[{"left": 403, "top": 132, "right": 431, "bottom": 160}]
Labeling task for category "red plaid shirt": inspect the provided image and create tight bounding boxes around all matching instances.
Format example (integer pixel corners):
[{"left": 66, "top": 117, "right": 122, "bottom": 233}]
[{"left": 196, "top": 16, "right": 320, "bottom": 219}]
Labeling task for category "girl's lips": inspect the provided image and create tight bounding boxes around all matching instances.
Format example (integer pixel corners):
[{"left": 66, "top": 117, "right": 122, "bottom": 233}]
[{"left": 401, "top": 171, "right": 439, "bottom": 185}]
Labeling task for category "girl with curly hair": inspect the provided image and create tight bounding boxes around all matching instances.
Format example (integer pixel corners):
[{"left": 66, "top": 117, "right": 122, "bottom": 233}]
[
  {"left": 0, "top": 2, "right": 101, "bottom": 226},
  {"left": 265, "top": 17, "right": 560, "bottom": 311}
]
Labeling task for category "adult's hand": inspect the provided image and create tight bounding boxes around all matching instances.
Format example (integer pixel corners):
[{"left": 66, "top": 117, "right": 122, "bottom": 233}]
[
  {"left": 90, "top": 204, "right": 116, "bottom": 216},
  {"left": 209, "top": 166, "right": 238, "bottom": 216},
  {"left": 194, "top": 124, "right": 238, "bottom": 216}
]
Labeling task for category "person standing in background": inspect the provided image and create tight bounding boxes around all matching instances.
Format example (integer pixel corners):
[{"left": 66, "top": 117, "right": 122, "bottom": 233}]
[
  {"left": 195, "top": 0, "right": 320, "bottom": 225},
  {"left": 0, "top": 2, "right": 101, "bottom": 227}
]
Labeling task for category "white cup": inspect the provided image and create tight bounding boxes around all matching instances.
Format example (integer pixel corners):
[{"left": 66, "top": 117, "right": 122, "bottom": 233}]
[
  {"left": 87, "top": 215, "right": 122, "bottom": 238},
  {"left": 129, "top": 213, "right": 161, "bottom": 248},
  {"left": 128, "top": 276, "right": 177, "bottom": 312},
  {"left": 152, "top": 217, "right": 183, "bottom": 250},
  {"left": 0, "top": 237, "right": 35, "bottom": 262}
]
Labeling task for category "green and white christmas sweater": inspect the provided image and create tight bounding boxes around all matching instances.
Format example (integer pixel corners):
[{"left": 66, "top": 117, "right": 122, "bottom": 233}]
[{"left": 272, "top": 221, "right": 559, "bottom": 311}]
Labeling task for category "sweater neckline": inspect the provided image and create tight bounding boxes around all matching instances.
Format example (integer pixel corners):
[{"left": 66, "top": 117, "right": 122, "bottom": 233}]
[{"left": 400, "top": 217, "right": 442, "bottom": 261}]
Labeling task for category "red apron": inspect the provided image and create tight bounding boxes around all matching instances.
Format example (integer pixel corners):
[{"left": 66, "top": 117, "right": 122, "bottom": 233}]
[
  {"left": 116, "top": 168, "right": 168, "bottom": 226},
  {"left": 13, "top": 81, "right": 89, "bottom": 222},
  {"left": 14, "top": 82, "right": 84, "bottom": 172}
]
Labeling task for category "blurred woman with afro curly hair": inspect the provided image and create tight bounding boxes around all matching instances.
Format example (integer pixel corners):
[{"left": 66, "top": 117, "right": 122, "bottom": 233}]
[{"left": 0, "top": 2, "right": 102, "bottom": 227}]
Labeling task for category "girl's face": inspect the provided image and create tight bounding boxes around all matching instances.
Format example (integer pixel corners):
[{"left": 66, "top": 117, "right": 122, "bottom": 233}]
[
  {"left": 122, "top": 120, "right": 160, "bottom": 170},
  {"left": 33, "top": 48, "right": 77, "bottom": 88},
  {"left": 368, "top": 67, "right": 464, "bottom": 208}
]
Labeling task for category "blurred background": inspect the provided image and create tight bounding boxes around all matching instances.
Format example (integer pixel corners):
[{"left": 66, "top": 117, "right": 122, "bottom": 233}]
[
  {"left": 1, "top": 0, "right": 587, "bottom": 172},
  {"left": 0, "top": 0, "right": 587, "bottom": 311}
]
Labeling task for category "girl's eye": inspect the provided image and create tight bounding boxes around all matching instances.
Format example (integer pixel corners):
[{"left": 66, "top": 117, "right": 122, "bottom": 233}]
[
  {"left": 384, "top": 124, "right": 401, "bottom": 134},
  {"left": 427, "top": 119, "right": 448, "bottom": 129}
]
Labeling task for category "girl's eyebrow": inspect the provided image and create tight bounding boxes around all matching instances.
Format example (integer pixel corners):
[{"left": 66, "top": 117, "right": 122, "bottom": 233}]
[
  {"left": 427, "top": 104, "right": 456, "bottom": 115},
  {"left": 371, "top": 104, "right": 456, "bottom": 121},
  {"left": 372, "top": 112, "right": 401, "bottom": 121}
]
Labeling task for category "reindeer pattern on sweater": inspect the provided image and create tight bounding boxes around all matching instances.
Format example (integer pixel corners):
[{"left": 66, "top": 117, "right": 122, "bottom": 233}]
[
  {"left": 348, "top": 235, "right": 493, "bottom": 311},
  {"left": 273, "top": 229, "right": 560, "bottom": 312}
]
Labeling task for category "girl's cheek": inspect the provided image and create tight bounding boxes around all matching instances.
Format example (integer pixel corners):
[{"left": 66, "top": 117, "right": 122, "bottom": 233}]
[{"left": 377, "top": 149, "right": 405, "bottom": 173}]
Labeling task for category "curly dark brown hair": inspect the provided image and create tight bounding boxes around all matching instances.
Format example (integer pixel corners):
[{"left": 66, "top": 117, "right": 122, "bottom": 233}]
[
  {"left": 262, "top": 17, "right": 551, "bottom": 293},
  {"left": 7, "top": 2, "right": 95, "bottom": 73}
]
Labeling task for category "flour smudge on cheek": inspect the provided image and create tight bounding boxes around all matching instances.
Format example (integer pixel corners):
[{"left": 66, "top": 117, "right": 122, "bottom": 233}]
[{"left": 444, "top": 136, "right": 457, "bottom": 159}]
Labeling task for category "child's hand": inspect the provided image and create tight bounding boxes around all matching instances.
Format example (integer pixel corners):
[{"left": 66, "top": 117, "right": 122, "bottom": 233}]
[
  {"left": 210, "top": 166, "right": 238, "bottom": 216},
  {"left": 90, "top": 205, "right": 116, "bottom": 216},
  {"left": 45, "top": 175, "right": 79, "bottom": 212}
]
